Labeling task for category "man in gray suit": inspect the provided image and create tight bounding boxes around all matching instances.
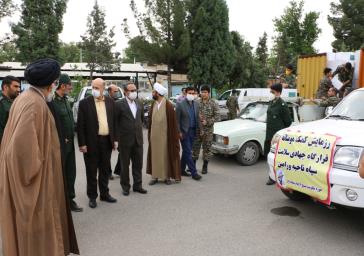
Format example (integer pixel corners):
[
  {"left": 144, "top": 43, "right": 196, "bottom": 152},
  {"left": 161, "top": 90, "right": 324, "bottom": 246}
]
[
  {"left": 176, "top": 87, "right": 202, "bottom": 181},
  {"left": 116, "top": 82, "right": 147, "bottom": 196}
]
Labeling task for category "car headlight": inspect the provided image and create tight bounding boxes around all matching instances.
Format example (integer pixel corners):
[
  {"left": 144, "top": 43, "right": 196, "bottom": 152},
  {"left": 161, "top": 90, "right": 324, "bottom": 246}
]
[
  {"left": 270, "top": 133, "right": 281, "bottom": 153},
  {"left": 214, "top": 135, "right": 229, "bottom": 145},
  {"left": 334, "top": 146, "right": 364, "bottom": 172}
]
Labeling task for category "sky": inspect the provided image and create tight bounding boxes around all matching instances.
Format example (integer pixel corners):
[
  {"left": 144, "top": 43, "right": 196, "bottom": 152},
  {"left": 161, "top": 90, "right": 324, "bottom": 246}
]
[{"left": 0, "top": 0, "right": 339, "bottom": 54}]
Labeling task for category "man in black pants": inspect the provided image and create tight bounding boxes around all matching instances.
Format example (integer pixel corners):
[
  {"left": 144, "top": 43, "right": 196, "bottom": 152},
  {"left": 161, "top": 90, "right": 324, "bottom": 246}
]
[
  {"left": 116, "top": 82, "right": 147, "bottom": 196},
  {"left": 77, "top": 78, "right": 118, "bottom": 208}
]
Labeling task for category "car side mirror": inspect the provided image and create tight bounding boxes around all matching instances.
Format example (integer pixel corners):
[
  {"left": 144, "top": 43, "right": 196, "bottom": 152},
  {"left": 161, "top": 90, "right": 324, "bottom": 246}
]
[{"left": 325, "top": 106, "right": 334, "bottom": 117}]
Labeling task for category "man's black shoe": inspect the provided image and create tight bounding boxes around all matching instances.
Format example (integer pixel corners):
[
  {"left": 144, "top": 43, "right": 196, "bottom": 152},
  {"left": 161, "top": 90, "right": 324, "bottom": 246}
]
[
  {"left": 122, "top": 190, "right": 130, "bottom": 196},
  {"left": 192, "top": 174, "right": 202, "bottom": 181},
  {"left": 109, "top": 175, "right": 114, "bottom": 180},
  {"left": 133, "top": 188, "right": 148, "bottom": 194},
  {"left": 266, "top": 178, "right": 276, "bottom": 186},
  {"left": 181, "top": 170, "right": 191, "bottom": 176},
  {"left": 201, "top": 160, "right": 208, "bottom": 174},
  {"left": 165, "top": 179, "right": 172, "bottom": 185},
  {"left": 70, "top": 200, "right": 83, "bottom": 212},
  {"left": 100, "top": 195, "right": 117, "bottom": 203},
  {"left": 149, "top": 179, "right": 158, "bottom": 186},
  {"left": 89, "top": 199, "right": 97, "bottom": 209}
]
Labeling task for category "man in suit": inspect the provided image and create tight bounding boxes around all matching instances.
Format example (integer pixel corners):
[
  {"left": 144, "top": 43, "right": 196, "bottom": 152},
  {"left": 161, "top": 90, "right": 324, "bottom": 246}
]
[
  {"left": 116, "top": 82, "right": 147, "bottom": 196},
  {"left": 77, "top": 78, "right": 118, "bottom": 208},
  {"left": 176, "top": 87, "right": 202, "bottom": 181}
]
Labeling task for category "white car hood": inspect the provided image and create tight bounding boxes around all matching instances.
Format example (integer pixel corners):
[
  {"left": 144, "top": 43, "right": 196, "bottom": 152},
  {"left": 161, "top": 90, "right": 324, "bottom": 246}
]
[
  {"left": 279, "top": 119, "right": 364, "bottom": 146},
  {"left": 214, "top": 119, "right": 265, "bottom": 136}
]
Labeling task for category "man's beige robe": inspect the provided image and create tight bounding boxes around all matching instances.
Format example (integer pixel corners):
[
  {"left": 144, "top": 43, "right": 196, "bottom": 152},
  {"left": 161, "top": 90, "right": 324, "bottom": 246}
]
[{"left": 0, "top": 88, "right": 79, "bottom": 256}]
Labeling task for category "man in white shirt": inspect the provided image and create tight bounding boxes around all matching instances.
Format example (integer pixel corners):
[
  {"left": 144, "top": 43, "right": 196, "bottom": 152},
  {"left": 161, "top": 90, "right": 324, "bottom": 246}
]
[{"left": 115, "top": 82, "right": 147, "bottom": 196}]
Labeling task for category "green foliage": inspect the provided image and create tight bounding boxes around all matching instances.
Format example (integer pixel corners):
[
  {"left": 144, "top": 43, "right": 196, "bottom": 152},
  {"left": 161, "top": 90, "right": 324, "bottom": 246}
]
[
  {"left": 125, "top": 0, "right": 190, "bottom": 72},
  {"left": 70, "top": 74, "right": 87, "bottom": 99},
  {"left": 188, "top": 0, "right": 233, "bottom": 89},
  {"left": 58, "top": 42, "right": 82, "bottom": 63},
  {"left": 12, "top": 0, "right": 68, "bottom": 63},
  {"left": 328, "top": 0, "right": 364, "bottom": 51},
  {"left": 271, "top": 0, "right": 321, "bottom": 73},
  {"left": 255, "top": 32, "right": 268, "bottom": 67},
  {"left": 0, "top": 39, "right": 18, "bottom": 62},
  {"left": 81, "top": 1, "right": 117, "bottom": 79},
  {"left": 0, "top": 0, "right": 16, "bottom": 21}
]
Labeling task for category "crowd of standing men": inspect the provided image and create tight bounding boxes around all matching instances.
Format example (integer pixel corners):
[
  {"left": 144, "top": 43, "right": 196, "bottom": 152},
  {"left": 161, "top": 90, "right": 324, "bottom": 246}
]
[{"left": 0, "top": 58, "right": 221, "bottom": 255}]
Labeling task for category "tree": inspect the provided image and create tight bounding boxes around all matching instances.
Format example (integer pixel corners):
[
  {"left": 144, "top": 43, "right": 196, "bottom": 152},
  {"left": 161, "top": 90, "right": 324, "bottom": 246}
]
[
  {"left": 81, "top": 0, "right": 116, "bottom": 80},
  {"left": 188, "top": 0, "right": 233, "bottom": 89},
  {"left": 328, "top": 0, "right": 364, "bottom": 51},
  {"left": 255, "top": 32, "right": 268, "bottom": 68},
  {"left": 271, "top": 0, "right": 321, "bottom": 73},
  {"left": 0, "top": 0, "right": 16, "bottom": 21},
  {"left": 12, "top": 0, "right": 67, "bottom": 63},
  {"left": 58, "top": 42, "right": 82, "bottom": 63},
  {"left": 125, "top": 0, "right": 190, "bottom": 96},
  {"left": 0, "top": 40, "right": 18, "bottom": 62}
]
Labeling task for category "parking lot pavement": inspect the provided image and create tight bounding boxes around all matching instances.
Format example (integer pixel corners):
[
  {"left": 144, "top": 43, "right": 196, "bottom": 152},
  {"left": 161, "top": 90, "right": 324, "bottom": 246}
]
[{"left": 2, "top": 136, "right": 364, "bottom": 256}]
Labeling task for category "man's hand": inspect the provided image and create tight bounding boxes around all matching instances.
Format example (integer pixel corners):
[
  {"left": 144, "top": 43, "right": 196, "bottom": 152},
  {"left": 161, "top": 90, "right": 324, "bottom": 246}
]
[
  {"left": 113, "top": 141, "right": 119, "bottom": 150},
  {"left": 79, "top": 146, "right": 87, "bottom": 153},
  {"left": 179, "top": 132, "right": 183, "bottom": 140},
  {"left": 65, "top": 138, "right": 69, "bottom": 144},
  {"left": 201, "top": 120, "right": 207, "bottom": 126},
  {"left": 282, "top": 83, "right": 289, "bottom": 88}
]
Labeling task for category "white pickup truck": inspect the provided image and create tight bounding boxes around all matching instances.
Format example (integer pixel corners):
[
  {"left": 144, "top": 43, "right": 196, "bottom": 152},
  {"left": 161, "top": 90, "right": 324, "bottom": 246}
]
[{"left": 267, "top": 88, "right": 364, "bottom": 208}]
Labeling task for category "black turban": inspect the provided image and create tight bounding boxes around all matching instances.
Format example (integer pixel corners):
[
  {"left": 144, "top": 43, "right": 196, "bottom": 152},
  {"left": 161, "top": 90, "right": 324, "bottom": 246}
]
[
  {"left": 24, "top": 58, "right": 61, "bottom": 87},
  {"left": 271, "top": 83, "right": 282, "bottom": 93}
]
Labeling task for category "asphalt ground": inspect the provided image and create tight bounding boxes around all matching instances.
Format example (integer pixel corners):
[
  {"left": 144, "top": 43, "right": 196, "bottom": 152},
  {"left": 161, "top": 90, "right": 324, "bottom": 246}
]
[{"left": 2, "top": 132, "right": 364, "bottom": 256}]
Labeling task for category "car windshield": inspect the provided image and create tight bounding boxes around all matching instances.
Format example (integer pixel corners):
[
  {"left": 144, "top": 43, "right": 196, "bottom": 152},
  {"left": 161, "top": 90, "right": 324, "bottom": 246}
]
[
  {"left": 329, "top": 90, "right": 364, "bottom": 121},
  {"left": 239, "top": 103, "right": 268, "bottom": 122}
]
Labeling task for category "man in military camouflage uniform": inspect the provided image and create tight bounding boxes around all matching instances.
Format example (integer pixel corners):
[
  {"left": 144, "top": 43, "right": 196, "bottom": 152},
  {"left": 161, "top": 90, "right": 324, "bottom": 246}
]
[
  {"left": 192, "top": 85, "right": 220, "bottom": 174},
  {"left": 316, "top": 68, "right": 333, "bottom": 99},
  {"left": 333, "top": 62, "right": 354, "bottom": 98},
  {"left": 281, "top": 64, "right": 296, "bottom": 89},
  {"left": 226, "top": 89, "right": 239, "bottom": 120},
  {"left": 53, "top": 74, "right": 83, "bottom": 212},
  {"left": 312, "top": 87, "right": 340, "bottom": 108},
  {"left": 0, "top": 75, "right": 20, "bottom": 143}
]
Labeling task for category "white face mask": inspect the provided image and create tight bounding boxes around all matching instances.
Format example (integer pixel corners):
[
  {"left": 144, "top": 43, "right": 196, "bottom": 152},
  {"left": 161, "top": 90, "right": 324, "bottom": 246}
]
[
  {"left": 268, "top": 93, "right": 275, "bottom": 101},
  {"left": 128, "top": 91, "right": 137, "bottom": 101},
  {"left": 186, "top": 94, "right": 195, "bottom": 101},
  {"left": 92, "top": 89, "right": 101, "bottom": 98},
  {"left": 46, "top": 84, "right": 57, "bottom": 102}
]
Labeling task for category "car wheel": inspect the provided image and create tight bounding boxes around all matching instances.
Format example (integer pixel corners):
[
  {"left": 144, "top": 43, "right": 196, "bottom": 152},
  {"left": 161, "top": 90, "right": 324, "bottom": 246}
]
[
  {"left": 281, "top": 189, "right": 308, "bottom": 201},
  {"left": 236, "top": 141, "right": 260, "bottom": 166}
]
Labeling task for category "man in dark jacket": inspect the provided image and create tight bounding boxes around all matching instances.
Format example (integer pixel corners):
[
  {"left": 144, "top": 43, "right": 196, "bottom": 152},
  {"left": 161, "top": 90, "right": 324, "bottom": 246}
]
[
  {"left": 77, "top": 78, "right": 118, "bottom": 208},
  {"left": 265, "top": 83, "right": 292, "bottom": 185},
  {"left": 116, "top": 82, "right": 147, "bottom": 196}
]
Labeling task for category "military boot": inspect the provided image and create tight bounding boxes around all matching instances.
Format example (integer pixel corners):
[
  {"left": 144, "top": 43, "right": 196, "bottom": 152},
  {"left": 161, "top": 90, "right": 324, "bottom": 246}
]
[{"left": 202, "top": 160, "right": 208, "bottom": 174}]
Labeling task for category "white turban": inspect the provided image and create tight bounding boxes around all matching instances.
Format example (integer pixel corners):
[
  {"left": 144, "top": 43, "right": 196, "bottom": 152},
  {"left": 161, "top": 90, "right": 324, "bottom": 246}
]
[{"left": 153, "top": 82, "right": 167, "bottom": 96}]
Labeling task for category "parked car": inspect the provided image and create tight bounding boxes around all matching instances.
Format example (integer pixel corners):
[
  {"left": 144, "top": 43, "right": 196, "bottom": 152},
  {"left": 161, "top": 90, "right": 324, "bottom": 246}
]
[
  {"left": 216, "top": 88, "right": 298, "bottom": 121},
  {"left": 72, "top": 86, "right": 124, "bottom": 125},
  {"left": 267, "top": 88, "right": 364, "bottom": 209},
  {"left": 212, "top": 100, "right": 300, "bottom": 166}
]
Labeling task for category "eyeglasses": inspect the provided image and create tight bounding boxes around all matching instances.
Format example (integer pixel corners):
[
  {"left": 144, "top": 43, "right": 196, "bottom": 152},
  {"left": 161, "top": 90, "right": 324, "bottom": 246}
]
[{"left": 129, "top": 89, "right": 137, "bottom": 92}]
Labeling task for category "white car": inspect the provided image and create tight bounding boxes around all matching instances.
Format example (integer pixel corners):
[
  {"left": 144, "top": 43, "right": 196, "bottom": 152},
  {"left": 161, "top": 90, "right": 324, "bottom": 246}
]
[
  {"left": 267, "top": 88, "right": 364, "bottom": 208},
  {"left": 212, "top": 101, "right": 300, "bottom": 165},
  {"left": 73, "top": 86, "right": 124, "bottom": 124}
]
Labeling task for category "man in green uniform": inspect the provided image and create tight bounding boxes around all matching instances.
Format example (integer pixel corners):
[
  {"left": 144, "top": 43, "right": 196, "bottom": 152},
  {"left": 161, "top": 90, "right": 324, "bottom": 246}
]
[
  {"left": 333, "top": 62, "right": 354, "bottom": 98},
  {"left": 226, "top": 89, "right": 239, "bottom": 120},
  {"left": 192, "top": 85, "right": 220, "bottom": 174},
  {"left": 312, "top": 87, "right": 340, "bottom": 108},
  {"left": 265, "top": 83, "right": 292, "bottom": 185},
  {"left": 53, "top": 74, "right": 83, "bottom": 212},
  {"left": 281, "top": 64, "right": 296, "bottom": 89},
  {"left": 0, "top": 75, "right": 21, "bottom": 143},
  {"left": 316, "top": 68, "right": 333, "bottom": 99}
]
